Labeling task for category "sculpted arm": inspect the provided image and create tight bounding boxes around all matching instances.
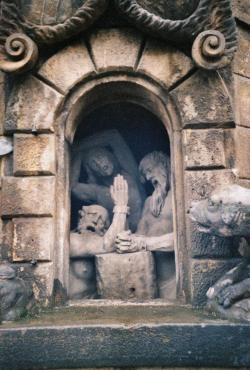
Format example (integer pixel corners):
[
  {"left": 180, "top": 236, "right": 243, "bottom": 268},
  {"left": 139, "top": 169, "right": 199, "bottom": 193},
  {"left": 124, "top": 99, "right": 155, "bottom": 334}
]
[
  {"left": 103, "top": 175, "right": 129, "bottom": 252},
  {"left": 74, "top": 130, "right": 139, "bottom": 179}
]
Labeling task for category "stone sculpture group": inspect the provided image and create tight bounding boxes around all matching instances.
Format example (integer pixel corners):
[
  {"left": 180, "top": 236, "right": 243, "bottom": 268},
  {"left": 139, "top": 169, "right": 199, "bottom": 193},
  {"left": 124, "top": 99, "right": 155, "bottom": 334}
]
[{"left": 70, "top": 130, "right": 175, "bottom": 300}]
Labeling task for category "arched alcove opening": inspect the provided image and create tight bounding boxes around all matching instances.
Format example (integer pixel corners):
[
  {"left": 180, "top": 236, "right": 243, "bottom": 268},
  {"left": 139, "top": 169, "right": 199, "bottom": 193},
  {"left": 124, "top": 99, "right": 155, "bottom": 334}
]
[{"left": 69, "top": 101, "right": 176, "bottom": 301}]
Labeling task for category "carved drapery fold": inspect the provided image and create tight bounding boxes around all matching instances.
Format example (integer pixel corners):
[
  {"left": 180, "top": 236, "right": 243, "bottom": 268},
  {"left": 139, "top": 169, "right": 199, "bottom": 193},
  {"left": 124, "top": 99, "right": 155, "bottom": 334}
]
[
  {"left": 0, "top": 0, "right": 237, "bottom": 74},
  {"left": 114, "top": 0, "right": 237, "bottom": 70},
  {"left": 0, "top": 0, "right": 109, "bottom": 74}
]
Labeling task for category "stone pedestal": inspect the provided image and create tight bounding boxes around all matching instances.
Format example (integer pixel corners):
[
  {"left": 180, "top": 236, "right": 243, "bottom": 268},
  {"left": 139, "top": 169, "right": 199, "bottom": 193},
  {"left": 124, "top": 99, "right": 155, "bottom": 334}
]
[{"left": 95, "top": 252, "right": 157, "bottom": 300}]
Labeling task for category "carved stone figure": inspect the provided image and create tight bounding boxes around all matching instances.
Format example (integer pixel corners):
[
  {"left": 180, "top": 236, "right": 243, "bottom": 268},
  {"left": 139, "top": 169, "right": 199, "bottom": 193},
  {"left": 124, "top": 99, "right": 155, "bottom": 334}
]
[
  {"left": 0, "top": 262, "right": 33, "bottom": 322},
  {"left": 189, "top": 184, "right": 250, "bottom": 238},
  {"left": 115, "top": 151, "right": 175, "bottom": 299},
  {"left": 69, "top": 174, "right": 129, "bottom": 299},
  {"left": 189, "top": 184, "right": 250, "bottom": 322},
  {"left": 71, "top": 130, "right": 145, "bottom": 232}
]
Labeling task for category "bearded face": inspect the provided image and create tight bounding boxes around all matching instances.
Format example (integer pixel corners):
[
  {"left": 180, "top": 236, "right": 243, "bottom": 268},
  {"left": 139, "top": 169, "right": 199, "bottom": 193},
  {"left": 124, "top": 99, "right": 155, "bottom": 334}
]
[{"left": 140, "top": 159, "right": 169, "bottom": 217}]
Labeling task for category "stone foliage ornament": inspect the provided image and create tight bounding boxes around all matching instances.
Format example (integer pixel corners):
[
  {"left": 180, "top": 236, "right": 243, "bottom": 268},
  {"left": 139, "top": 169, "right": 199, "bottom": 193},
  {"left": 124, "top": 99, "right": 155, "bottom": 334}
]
[
  {"left": 189, "top": 184, "right": 250, "bottom": 322},
  {"left": 0, "top": 262, "right": 33, "bottom": 322},
  {"left": 0, "top": 0, "right": 237, "bottom": 74}
]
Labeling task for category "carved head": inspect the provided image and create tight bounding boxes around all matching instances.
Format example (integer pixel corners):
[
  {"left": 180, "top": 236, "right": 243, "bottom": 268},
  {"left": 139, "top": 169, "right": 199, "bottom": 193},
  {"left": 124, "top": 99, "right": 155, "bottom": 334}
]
[
  {"left": 189, "top": 185, "right": 250, "bottom": 238},
  {"left": 85, "top": 147, "right": 117, "bottom": 178},
  {"left": 139, "top": 152, "right": 171, "bottom": 217},
  {"left": 77, "top": 205, "right": 110, "bottom": 236},
  {"left": 0, "top": 263, "right": 16, "bottom": 280}
]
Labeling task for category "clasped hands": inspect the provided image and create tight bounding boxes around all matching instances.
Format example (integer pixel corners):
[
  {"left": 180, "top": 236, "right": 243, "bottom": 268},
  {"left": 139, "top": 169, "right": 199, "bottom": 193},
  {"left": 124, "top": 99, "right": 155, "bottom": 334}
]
[{"left": 110, "top": 174, "right": 146, "bottom": 254}]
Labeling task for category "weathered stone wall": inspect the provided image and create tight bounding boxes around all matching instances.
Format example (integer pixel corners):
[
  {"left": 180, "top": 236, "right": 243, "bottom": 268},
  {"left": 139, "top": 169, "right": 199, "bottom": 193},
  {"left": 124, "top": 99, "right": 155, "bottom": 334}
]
[{"left": 0, "top": 1, "right": 249, "bottom": 307}]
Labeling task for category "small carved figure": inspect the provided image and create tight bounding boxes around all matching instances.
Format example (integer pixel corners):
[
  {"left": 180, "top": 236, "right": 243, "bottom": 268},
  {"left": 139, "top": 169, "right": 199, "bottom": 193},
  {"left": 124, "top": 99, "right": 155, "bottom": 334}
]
[
  {"left": 71, "top": 129, "right": 145, "bottom": 232},
  {"left": 0, "top": 262, "right": 33, "bottom": 322},
  {"left": 189, "top": 184, "right": 250, "bottom": 322},
  {"left": 115, "top": 151, "right": 175, "bottom": 299},
  {"left": 69, "top": 174, "right": 129, "bottom": 299}
]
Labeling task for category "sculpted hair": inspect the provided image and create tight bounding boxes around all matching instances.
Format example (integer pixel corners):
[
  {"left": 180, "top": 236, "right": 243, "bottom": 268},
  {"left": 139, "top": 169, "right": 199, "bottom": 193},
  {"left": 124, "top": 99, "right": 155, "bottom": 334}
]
[{"left": 139, "top": 151, "right": 171, "bottom": 188}]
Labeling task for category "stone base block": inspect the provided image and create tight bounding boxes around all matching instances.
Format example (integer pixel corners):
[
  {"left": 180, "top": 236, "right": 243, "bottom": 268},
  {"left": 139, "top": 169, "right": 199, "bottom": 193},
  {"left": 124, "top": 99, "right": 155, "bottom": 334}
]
[{"left": 96, "top": 252, "right": 157, "bottom": 300}]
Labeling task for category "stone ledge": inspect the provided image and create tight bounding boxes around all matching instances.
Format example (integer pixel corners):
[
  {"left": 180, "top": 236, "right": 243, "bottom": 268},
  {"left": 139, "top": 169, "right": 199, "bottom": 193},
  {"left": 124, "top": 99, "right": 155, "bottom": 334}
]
[{"left": 0, "top": 305, "right": 249, "bottom": 369}]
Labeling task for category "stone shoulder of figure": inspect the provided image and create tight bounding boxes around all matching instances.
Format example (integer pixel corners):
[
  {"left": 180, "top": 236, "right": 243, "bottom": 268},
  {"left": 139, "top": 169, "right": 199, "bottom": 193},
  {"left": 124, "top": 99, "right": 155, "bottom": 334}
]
[{"left": 0, "top": 263, "right": 33, "bottom": 322}]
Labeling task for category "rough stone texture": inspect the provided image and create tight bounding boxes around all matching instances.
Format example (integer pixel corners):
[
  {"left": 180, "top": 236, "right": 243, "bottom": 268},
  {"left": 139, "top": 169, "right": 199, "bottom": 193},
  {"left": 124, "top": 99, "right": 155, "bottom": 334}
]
[
  {"left": 0, "top": 71, "right": 5, "bottom": 135},
  {"left": 5, "top": 76, "right": 63, "bottom": 133},
  {"left": 235, "top": 126, "right": 250, "bottom": 179},
  {"left": 233, "top": 26, "right": 250, "bottom": 79},
  {"left": 183, "top": 129, "right": 226, "bottom": 169},
  {"left": 15, "top": 262, "right": 54, "bottom": 305},
  {"left": 0, "top": 220, "right": 13, "bottom": 260},
  {"left": 1, "top": 318, "right": 250, "bottom": 369},
  {"left": 237, "top": 178, "right": 250, "bottom": 189},
  {"left": 12, "top": 218, "right": 54, "bottom": 262},
  {"left": 90, "top": 28, "right": 142, "bottom": 72},
  {"left": 191, "top": 258, "right": 242, "bottom": 306},
  {"left": 171, "top": 71, "right": 234, "bottom": 128},
  {"left": 38, "top": 42, "right": 95, "bottom": 94},
  {"left": 185, "top": 170, "right": 236, "bottom": 258},
  {"left": 1, "top": 177, "right": 55, "bottom": 217},
  {"left": 96, "top": 252, "right": 157, "bottom": 300},
  {"left": 137, "top": 40, "right": 194, "bottom": 89},
  {"left": 13, "top": 134, "right": 55, "bottom": 176},
  {"left": 235, "top": 74, "right": 250, "bottom": 128},
  {"left": 233, "top": 0, "right": 250, "bottom": 25}
]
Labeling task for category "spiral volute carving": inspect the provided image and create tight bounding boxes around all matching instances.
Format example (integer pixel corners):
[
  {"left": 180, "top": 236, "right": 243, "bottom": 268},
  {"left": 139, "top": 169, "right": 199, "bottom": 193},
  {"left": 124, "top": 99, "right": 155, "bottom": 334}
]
[
  {"left": 192, "top": 30, "right": 228, "bottom": 70},
  {"left": 0, "top": 33, "right": 38, "bottom": 74}
]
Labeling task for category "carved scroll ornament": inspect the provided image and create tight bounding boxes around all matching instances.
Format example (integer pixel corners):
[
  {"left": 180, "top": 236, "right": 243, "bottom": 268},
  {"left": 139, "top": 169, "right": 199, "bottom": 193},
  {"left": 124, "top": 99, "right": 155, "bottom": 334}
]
[
  {"left": 0, "top": 0, "right": 237, "bottom": 74},
  {"left": 0, "top": 0, "right": 109, "bottom": 74},
  {"left": 114, "top": 0, "right": 237, "bottom": 70}
]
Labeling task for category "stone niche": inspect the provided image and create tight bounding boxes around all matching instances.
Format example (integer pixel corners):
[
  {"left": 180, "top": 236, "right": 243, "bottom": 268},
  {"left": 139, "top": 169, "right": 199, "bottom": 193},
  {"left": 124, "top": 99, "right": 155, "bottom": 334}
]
[{"left": 69, "top": 102, "right": 175, "bottom": 302}]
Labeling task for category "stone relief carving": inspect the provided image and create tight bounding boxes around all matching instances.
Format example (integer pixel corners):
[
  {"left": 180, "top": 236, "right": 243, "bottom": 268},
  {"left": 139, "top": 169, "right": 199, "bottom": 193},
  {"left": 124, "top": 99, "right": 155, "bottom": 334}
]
[
  {"left": 0, "top": 262, "right": 33, "bottom": 322},
  {"left": 113, "top": 0, "right": 238, "bottom": 70},
  {"left": 69, "top": 175, "right": 129, "bottom": 299},
  {"left": 71, "top": 130, "right": 144, "bottom": 232},
  {"left": 0, "top": 0, "right": 237, "bottom": 73},
  {"left": 70, "top": 130, "right": 175, "bottom": 300},
  {"left": 189, "top": 184, "right": 250, "bottom": 322}
]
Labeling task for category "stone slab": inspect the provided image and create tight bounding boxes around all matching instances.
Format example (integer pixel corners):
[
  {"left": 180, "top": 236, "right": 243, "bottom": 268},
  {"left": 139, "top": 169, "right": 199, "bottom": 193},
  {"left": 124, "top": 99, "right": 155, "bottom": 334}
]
[
  {"left": 235, "top": 75, "right": 250, "bottom": 128},
  {"left": 5, "top": 76, "right": 63, "bottom": 133},
  {"left": 96, "top": 252, "right": 157, "bottom": 300},
  {"left": 171, "top": 71, "right": 234, "bottom": 128},
  {"left": 12, "top": 218, "right": 54, "bottom": 262},
  {"left": 137, "top": 39, "right": 194, "bottom": 89},
  {"left": 38, "top": 42, "right": 95, "bottom": 94},
  {"left": 185, "top": 170, "right": 236, "bottom": 258},
  {"left": 0, "top": 318, "right": 250, "bottom": 369},
  {"left": 233, "top": 26, "right": 250, "bottom": 79},
  {"left": 183, "top": 129, "right": 226, "bottom": 169},
  {"left": 90, "top": 28, "right": 142, "bottom": 72},
  {"left": 1, "top": 176, "right": 55, "bottom": 217},
  {"left": 14, "top": 134, "right": 55, "bottom": 176},
  {"left": 235, "top": 126, "right": 250, "bottom": 179},
  {"left": 191, "top": 258, "right": 242, "bottom": 306}
]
